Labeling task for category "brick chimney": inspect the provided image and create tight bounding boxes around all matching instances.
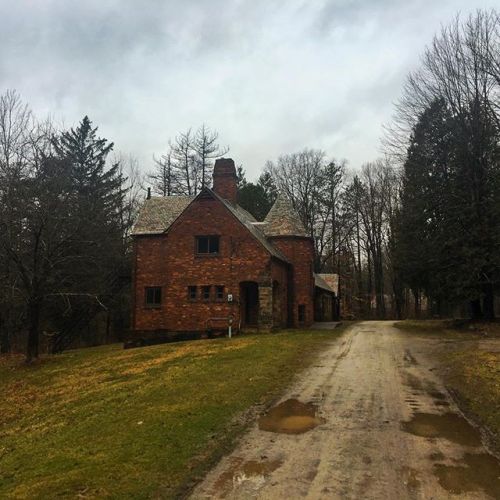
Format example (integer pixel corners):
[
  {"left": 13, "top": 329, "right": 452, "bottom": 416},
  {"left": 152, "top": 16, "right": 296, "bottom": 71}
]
[{"left": 212, "top": 158, "right": 237, "bottom": 203}]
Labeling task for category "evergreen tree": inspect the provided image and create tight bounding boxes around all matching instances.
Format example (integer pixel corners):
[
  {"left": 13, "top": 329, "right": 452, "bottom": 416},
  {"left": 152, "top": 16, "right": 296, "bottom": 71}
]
[
  {"left": 52, "top": 116, "right": 128, "bottom": 305},
  {"left": 237, "top": 171, "right": 277, "bottom": 221}
]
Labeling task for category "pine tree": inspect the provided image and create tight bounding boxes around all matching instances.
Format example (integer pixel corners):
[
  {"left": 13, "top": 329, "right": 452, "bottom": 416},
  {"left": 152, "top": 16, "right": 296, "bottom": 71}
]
[{"left": 52, "top": 116, "right": 128, "bottom": 296}]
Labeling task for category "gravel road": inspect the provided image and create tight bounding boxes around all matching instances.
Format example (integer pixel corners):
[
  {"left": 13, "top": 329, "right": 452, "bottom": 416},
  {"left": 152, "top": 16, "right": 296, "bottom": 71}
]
[{"left": 191, "top": 321, "right": 500, "bottom": 500}]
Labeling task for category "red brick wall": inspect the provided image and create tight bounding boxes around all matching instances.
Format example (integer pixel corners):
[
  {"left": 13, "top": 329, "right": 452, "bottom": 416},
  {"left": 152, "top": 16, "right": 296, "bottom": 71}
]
[
  {"left": 268, "top": 236, "right": 315, "bottom": 327},
  {"left": 132, "top": 235, "right": 169, "bottom": 330},
  {"left": 133, "top": 195, "right": 280, "bottom": 333},
  {"left": 212, "top": 158, "right": 237, "bottom": 203}
]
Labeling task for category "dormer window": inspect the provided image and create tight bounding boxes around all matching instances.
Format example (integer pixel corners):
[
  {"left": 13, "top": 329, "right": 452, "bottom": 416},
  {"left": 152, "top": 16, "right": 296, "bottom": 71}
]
[{"left": 196, "top": 236, "right": 220, "bottom": 255}]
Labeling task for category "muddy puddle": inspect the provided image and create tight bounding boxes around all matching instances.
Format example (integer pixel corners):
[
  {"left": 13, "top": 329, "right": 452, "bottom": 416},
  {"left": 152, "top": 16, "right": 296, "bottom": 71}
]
[
  {"left": 434, "top": 453, "right": 500, "bottom": 498},
  {"left": 258, "top": 398, "right": 325, "bottom": 434},
  {"left": 212, "top": 457, "right": 282, "bottom": 496},
  {"left": 401, "top": 412, "right": 482, "bottom": 447}
]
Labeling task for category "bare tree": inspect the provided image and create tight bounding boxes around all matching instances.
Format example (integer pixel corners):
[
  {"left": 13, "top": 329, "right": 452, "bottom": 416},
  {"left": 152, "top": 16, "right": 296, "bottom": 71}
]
[
  {"left": 193, "top": 124, "right": 229, "bottom": 189},
  {"left": 150, "top": 146, "right": 177, "bottom": 196},
  {"left": 116, "top": 153, "right": 146, "bottom": 239},
  {"left": 358, "top": 160, "right": 397, "bottom": 319},
  {"left": 266, "top": 149, "right": 326, "bottom": 237},
  {"left": 171, "top": 128, "right": 196, "bottom": 195},
  {"left": 0, "top": 90, "right": 36, "bottom": 353}
]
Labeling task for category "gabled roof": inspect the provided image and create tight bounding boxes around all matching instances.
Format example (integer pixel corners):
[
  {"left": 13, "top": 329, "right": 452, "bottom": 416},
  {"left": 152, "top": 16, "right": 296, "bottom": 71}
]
[
  {"left": 131, "top": 188, "right": 289, "bottom": 263},
  {"left": 315, "top": 273, "right": 339, "bottom": 295},
  {"left": 262, "top": 194, "right": 309, "bottom": 237},
  {"left": 208, "top": 189, "right": 289, "bottom": 263},
  {"left": 131, "top": 196, "right": 194, "bottom": 235}
]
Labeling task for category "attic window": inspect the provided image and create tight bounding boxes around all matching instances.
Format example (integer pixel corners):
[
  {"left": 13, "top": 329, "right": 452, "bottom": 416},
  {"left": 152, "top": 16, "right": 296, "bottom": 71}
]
[
  {"left": 145, "top": 287, "right": 162, "bottom": 308},
  {"left": 196, "top": 236, "right": 220, "bottom": 255}
]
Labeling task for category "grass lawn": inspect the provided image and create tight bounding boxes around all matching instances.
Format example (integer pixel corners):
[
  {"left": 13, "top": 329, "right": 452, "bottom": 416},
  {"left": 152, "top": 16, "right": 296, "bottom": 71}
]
[
  {"left": 0, "top": 328, "right": 342, "bottom": 499},
  {"left": 395, "top": 320, "right": 500, "bottom": 450}
]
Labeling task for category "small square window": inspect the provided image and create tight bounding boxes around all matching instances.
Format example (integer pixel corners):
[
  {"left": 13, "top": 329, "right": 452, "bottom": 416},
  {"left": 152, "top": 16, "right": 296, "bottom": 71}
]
[
  {"left": 215, "top": 285, "right": 224, "bottom": 300},
  {"left": 202, "top": 286, "right": 211, "bottom": 300},
  {"left": 196, "top": 236, "right": 220, "bottom": 255},
  {"left": 145, "top": 287, "right": 162, "bottom": 308},
  {"left": 298, "top": 304, "right": 306, "bottom": 323},
  {"left": 188, "top": 286, "right": 197, "bottom": 300}
]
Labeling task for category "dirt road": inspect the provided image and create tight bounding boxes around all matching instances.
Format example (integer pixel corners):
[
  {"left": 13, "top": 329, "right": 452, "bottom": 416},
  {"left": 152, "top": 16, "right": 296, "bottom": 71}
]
[{"left": 191, "top": 321, "right": 500, "bottom": 499}]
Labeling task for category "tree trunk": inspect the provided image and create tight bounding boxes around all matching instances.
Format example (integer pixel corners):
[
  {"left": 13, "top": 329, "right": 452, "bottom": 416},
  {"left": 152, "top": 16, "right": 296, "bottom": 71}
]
[
  {"left": 413, "top": 289, "right": 420, "bottom": 319},
  {"left": 0, "top": 312, "right": 11, "bottom": 354},
  {"left": 367, "top": 252, "right": 373, "bottom": 318},
  {"left": 355, "top": 212, "right": 363, "bottom": 317},
  {"left": 469, "top": 298, "right": 482, "bottom": 320},
  {"left": 482, "top": 283, "right": 495, "bottom": 321},
  {"left": 26, "top": 299, "right": 41, "bottom": 363},
  {"left": 373, "top": 250, "right": 385, "bottom": 319}
]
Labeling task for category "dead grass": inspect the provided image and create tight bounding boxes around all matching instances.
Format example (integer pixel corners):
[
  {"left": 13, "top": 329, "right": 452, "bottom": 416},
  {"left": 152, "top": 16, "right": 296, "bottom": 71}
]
[{"left": 0, "top": 328, "right": 343, "bottom": 499}]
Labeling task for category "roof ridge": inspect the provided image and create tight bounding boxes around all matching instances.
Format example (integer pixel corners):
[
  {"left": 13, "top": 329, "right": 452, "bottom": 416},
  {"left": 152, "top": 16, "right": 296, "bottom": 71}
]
[{"left": 207, "top": 188, "right": 289, "bottom": 263}]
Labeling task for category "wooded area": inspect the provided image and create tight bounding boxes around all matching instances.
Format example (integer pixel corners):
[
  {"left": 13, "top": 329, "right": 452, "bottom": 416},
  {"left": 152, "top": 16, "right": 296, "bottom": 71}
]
[{"left": 1, "top": 9, "right": 499, "bottom": 361}]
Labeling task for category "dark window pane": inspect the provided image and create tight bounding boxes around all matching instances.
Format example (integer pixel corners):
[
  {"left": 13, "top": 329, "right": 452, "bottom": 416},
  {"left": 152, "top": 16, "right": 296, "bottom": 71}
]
[
  {"left": 145, "top": 287, "right": 161, "bottom": 307},
  {"left": 188, "top": 286, "right": 197, "bottom": 300},
  {"left": 202, "top": 286, "right": 211, "bottom": 300},
  {"left": 197, "top": 237, "right": 209, "bottom": 253},
  {"left": 196, "top": 236, "right": 220, "bottom": 254},
  {"left": 209, "top": 236, "right": 219, "bottom": 254},
  {"left": 216, "top": 286, "right": 224, "bottom": 300}
]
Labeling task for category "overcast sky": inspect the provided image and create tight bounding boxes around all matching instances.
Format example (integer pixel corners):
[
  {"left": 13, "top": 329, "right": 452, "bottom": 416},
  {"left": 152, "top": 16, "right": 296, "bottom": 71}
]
[{"left": 0, "top": 1, "right": 494, "bottom": 180}]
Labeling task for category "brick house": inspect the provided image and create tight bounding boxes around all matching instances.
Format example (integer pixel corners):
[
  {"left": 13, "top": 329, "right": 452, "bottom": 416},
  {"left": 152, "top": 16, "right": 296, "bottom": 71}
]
[{"left": 131, "top": 158, "right": 337, "bottom": 338}]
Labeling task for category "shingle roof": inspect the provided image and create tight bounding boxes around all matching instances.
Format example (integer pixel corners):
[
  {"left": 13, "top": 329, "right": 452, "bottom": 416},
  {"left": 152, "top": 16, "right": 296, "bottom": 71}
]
[
  {"left": 262, "top": 194, "right": 309, "bottom": 237},
  {"left": 315, "top": 273, "right": 339, "bottom": 295},
  {"left": 209, "top": 190, "right": 289, "bottom": 263},
  {"left": 131, "top": 196, "right": 194, "bottom": 235},
  {"left": 131, "top": 189, "right": 289, "bottom": 263}
]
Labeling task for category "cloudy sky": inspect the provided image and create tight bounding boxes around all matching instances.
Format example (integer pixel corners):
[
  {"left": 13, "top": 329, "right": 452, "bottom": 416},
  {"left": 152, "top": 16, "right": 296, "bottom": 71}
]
[{"left": 0, "top": 0, "right": 494, "bottom": 179}]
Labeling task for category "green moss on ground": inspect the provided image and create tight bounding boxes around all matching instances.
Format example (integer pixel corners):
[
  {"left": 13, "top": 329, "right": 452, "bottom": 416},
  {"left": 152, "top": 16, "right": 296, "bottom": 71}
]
[{"left": 0, "top": 328, "right": 342, "bottom": 499}]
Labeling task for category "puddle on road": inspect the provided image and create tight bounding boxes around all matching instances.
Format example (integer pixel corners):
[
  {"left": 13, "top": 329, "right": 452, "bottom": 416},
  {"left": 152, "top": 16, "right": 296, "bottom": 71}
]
[
  {"left": 213, "top": 457, "right": 282, "bottom": 496},
  {"left": 434, "top": 453, "right": 500, "bottom": 498},
  {"left": 401, "top": 412, "right": 482, "bottom": 447},
  {"left": 258, "top": 399, "right": 325, "bottom": 434}
]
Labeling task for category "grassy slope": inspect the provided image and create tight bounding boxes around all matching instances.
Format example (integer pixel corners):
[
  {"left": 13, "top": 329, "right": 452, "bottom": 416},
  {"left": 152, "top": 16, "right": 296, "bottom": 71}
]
[
  {"left": 395, "top": 320, "right": 500, "bottom": 449},
  {"left": 0, "top": 329, "right": 341, "bottom": 499}
]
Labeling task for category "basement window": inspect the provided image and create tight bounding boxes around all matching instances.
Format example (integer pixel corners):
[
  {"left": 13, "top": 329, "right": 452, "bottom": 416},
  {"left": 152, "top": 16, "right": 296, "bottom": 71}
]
[
  {"left": 188, "top": 286, "right": 197, "bottom": 300},
  {"left": 298, "top": 304, "right": 306, "bottom": 323},
  {"left": 215, "top": 285, "right": 224, "bottom": 300},
  {"left": 145, "top": 287, "right": 162, "bottom": 308},
  {"left": 202, "top": 286, "right": 211, "bottom": 301},
  {"left": 196, "top": 235, "right": 220, "bottom": 255}
]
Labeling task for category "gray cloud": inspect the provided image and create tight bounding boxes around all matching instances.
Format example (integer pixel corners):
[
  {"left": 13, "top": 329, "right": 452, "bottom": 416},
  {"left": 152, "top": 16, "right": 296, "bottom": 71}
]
[{"left": 0, "top": 0, "right": 491, "bottom": 179}]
